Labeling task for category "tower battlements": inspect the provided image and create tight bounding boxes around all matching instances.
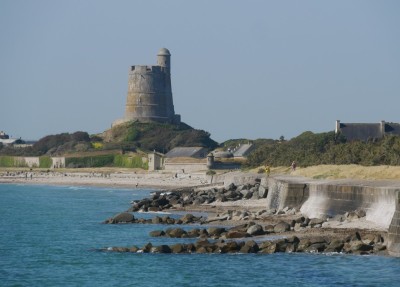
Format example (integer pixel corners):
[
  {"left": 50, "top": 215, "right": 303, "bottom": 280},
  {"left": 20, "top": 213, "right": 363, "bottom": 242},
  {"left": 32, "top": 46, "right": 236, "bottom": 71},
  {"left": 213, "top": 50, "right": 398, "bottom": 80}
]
[{"left": 113, "top": 48, "right": 180, "bottom": 127}]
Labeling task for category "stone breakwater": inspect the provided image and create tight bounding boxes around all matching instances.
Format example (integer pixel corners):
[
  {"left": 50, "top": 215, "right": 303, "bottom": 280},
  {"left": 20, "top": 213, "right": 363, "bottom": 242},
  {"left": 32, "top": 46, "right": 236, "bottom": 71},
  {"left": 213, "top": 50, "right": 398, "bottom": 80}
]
[{"left": 103, "top": 231, "right": 386, "bottom": 255}]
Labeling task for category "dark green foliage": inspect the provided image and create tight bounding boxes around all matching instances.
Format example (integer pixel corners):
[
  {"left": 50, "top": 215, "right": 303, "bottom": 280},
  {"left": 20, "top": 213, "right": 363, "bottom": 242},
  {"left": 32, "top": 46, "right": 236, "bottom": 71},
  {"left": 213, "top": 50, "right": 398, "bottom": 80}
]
[
  {"left": 103, "top": 122, "right": 218, "bottom": 152},
  {"left": 246, "top": 132, "right": 400, "bottom": 167},
  {"left": 65, "top": 155, "right": 115, "bottom": 168},
  {"left": 32, "top": 131, "right": 91, "bottom": 155}
]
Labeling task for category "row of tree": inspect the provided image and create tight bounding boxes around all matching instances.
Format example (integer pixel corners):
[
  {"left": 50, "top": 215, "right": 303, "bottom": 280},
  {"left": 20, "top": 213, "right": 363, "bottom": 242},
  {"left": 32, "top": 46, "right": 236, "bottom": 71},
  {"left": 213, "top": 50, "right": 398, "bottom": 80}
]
[{"left": 245, "top": 131, "right": 400, "bottom": 167}]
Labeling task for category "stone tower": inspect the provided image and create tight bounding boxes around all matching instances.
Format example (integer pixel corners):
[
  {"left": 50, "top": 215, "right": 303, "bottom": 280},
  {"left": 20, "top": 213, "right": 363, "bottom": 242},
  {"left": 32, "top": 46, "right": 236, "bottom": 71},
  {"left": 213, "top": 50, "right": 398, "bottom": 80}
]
[{"left": 114, "top": 48, "right": 180, "bottom": 126}]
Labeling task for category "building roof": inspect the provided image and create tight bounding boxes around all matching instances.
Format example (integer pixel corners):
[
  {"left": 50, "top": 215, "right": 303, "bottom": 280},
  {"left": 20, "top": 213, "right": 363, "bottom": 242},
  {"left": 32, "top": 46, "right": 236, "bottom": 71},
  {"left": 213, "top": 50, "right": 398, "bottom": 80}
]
[
  {"left": 0, "top": 138, "right": 19, "bottom": 145},
  {"left": 165, "top": 147, "right": 207, "bottom": 158},
  {"left": 233, "top": 143, "right": 254, "bottom": 157}
]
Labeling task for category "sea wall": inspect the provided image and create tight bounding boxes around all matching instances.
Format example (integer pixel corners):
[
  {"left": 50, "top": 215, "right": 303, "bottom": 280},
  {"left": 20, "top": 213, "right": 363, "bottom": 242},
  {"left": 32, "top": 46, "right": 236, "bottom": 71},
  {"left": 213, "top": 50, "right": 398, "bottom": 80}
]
[
  {"left": 259, "top": 176, "right": 400, "bottom": 257},
  {"left": 388, "top": 191, "right": 400, "bottom": 257}
]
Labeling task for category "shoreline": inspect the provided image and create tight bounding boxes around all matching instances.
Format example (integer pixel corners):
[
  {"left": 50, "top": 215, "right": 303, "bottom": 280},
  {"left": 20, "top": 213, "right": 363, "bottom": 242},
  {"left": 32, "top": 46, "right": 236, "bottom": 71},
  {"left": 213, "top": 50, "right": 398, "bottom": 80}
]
[{"left": 2, "top": 168, "right": 399, "bottom": 256}]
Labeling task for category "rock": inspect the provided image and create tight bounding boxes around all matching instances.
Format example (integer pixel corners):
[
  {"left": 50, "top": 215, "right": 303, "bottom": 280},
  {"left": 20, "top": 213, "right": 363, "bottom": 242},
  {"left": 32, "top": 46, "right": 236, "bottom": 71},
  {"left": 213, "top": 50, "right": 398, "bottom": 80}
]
[
  {"left": 361, "top": 234, "right": 376, "bottom": 245},
  {"left": 207, "top": 227, "right": 226, "bottom": 237},
  {"left": 187, "top": 228, "right": 201, "bottom": 238},
  {"left": 140, "top": 242, "right": 153, "bottom": 253},
  {"left": 151, "top": 245, "right": 171, "bottom": 253},
  {"left": 166, "top": 227, "right": 187, "bottom": 238},
  {"left": 346, "top": 211, "right": 359, "bottom": 221},
  {"left": 273, "top": 221, "right": 291, "bottom": 233},
  {"left": 152, "top": 216, "right": 162, "bottom": 224},
  {"left": 108, "top": 212, "right": 135, "bottom": 224},
  {"left": 180, "top": 213, "right": 195, "bottom": 223},
  {"left": 309, "top": 218, "right": 325, "bottom": 227},
  {"left": 332, "top": 214, "right": 346, "bottom": 222},
  {"left": 258, "top": 186, "right": 268, "bottom": 198},
  {"left": 251, "top": 192, "right": 260, "bottom": 200},
  {"left": 171, "top": 243, "right": 186, "bottom": 253},
  {"left": 349, "top": 240, "right": 373, "bottom": 252},
  {"left": 217, "top": 241, "right": 240, "bottom": 253},
  {"left": 240, "top": 189, "right": 253, "bottom": 199},
  {"left": 275, "top": 239, "right": 288, "bottom": 252},
  {"left": 259, "top": 242, "right": 277, "bottom": 254},
  {"left": 264, "top": 225, "right": 275, "bottom": 233},
  {"left": 297, "top": 239, "right": 311, "bottom": 252},
  {"left": 294, "top": 223, "right": 305, "bottom": 232},
  {"left": 149, "top": 230, "right": 165, "bottom": 237},
  {"left": 129, "top": 246, "right": 139, "bottom": 253},
  {"left": 239, "top": 240, "right": 259, "bottom": 253},
  {"left": 325, "top": 239, "right": 344, "bottom": 253},
  {"left": 225, "top": 230, "right": 250, "bottom": 239},
  {"left": 305, "top": 243, "right": 326, "bottom": 253},
  {"left": 246, "top": 224, "right": 264, "bottom": 236},
  {"left": 355, "top": 209, "right": 366, "bottom": 218}
]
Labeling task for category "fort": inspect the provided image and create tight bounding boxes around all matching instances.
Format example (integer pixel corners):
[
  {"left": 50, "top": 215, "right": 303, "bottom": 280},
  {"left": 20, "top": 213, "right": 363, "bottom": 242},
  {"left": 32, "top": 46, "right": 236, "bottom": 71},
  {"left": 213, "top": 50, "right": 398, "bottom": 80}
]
[{"left": 113, "top": 48, "right": 180, "bottom": 126}]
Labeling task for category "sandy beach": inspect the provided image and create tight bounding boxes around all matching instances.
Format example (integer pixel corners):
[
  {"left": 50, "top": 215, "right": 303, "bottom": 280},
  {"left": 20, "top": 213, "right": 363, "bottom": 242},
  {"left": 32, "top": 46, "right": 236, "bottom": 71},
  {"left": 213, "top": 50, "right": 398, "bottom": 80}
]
[{"left": 0, "top": 168, "right": 211, "bottom": 189}]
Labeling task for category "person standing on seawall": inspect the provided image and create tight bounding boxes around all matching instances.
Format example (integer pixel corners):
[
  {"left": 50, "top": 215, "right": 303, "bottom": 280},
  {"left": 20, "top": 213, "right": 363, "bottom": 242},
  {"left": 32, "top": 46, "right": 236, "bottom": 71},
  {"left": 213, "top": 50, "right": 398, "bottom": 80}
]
[{"left": 291, "top": 161, "right": 296, "bottom": 172}]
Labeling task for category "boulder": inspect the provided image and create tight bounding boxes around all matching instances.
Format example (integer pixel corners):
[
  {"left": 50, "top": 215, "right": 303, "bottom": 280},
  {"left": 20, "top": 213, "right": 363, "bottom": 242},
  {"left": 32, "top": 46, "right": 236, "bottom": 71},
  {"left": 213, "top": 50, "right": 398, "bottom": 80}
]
[
  {"left": 109, "top": 212, "right": 135, "bottom": 224},
  {"left": 225, "top": 230, "right": 250, "bottom": 239},
  {"left": 152, "top": 216, "right": 162, "bottom": 224},
  {"left": 149, "top": 230, "right": 165, "bottom": 237},
  {"left": 258, "top": 186, "right": 268, "bottom": 198},
  {"left": 171, "top": 243, "right": 185, "bottom": 253},
  {"left": 309, "top": 218, "right": 325, "bottom": 227},
  {"left": 207, "top": 227, "right": 226, "bottom": 237},
  {"left": 151, "top": 245, "right": 171, "bottom": 253},
  {"left": 305, "top": 243, "right": 326, "bottom": 253},
  {"left": 324, "top": 239, "right": 344, "bottom": 253},
  {"left": 129, "top": 246, "right": 139, "bottom": 253},
  {"left": 296, "top": 239, "right": 311, "bottom": 252},
  {"left": 259, "top": 242, "right": 277, "bottom": 254},
  {"left": 180, "top": 213, "right": 195, "bottom": 223},
  {"left": 264, "top": 225, "right": 275, "bottom": 233},
  {"left": 239, "top": 240, "right": 259, "bottom": 253},
  {"left": 217, "top": 241, "right": 240, "bottom": 253},
  {"left": 187, "top": 228, "right": 201, "bottom": 238},
  {"left": 246, "top": 224, "right": 264, "bottom": 236},
  {"left": 166, "top": 227, "right": 187, "bottom": 238},
  {"left": 274, "top": 221, "right": 291, "bottom": 233}
]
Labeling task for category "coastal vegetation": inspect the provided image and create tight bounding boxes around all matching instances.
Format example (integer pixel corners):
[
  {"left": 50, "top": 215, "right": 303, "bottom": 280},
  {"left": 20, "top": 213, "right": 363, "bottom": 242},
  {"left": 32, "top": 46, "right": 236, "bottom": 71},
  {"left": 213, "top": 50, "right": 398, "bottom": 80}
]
[{"left": 246, "top": 131, "right": 400, "bottom": 167}]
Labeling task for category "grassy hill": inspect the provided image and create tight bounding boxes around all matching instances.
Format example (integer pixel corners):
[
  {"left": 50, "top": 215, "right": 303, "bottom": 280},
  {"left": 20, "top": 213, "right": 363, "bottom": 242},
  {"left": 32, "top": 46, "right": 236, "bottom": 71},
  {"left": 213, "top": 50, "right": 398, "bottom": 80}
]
[{"left": 98, "top": 121, "right": 218, "bottom": 153}]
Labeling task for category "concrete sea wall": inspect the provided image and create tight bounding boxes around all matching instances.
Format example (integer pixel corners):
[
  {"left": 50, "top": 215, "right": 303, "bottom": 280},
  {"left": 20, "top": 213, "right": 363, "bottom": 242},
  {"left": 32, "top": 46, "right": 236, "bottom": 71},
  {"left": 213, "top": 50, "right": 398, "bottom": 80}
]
[{"left": 222, "top": 174, "right": 400, "bottom": 257}]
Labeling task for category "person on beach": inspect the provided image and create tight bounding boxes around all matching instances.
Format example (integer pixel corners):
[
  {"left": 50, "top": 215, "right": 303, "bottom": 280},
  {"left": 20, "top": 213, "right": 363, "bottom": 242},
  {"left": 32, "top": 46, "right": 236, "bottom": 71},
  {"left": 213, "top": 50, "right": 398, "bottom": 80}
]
[
  {"left": 291, "top": 161, "right": 297, "bottom": 171},
  {"left": 265, "top": 165, "right": 271, "bottom": 176}
]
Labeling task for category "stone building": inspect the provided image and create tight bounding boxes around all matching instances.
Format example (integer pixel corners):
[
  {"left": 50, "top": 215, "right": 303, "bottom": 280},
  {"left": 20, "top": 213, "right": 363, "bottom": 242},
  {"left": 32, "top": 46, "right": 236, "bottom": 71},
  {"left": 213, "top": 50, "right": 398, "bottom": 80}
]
[
  {"left": 114, "top": 48, "right": 180, "bottom": 126},
  {"left": 335, "top": 120, "right": 400, "bottom": 142}
]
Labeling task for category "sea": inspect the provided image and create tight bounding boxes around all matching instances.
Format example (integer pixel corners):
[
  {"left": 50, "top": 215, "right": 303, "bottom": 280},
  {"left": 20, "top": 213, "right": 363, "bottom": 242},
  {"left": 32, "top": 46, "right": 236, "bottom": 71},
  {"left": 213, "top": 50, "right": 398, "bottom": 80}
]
[{"left": 0, "top": 184, "right": 399, "bottom": 287}]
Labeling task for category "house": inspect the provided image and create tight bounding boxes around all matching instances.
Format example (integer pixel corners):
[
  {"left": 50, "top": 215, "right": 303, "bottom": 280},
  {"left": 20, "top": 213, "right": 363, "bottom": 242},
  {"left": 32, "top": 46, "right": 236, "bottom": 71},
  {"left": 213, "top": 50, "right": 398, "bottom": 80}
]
[{"left": 165, "top": 147, "right": 208, "bottom": 159}]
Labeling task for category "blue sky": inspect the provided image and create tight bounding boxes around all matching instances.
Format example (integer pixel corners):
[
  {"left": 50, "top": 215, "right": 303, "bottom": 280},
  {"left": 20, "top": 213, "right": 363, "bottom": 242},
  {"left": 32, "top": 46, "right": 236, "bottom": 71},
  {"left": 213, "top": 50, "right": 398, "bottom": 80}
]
[{"left": 1, "top": 0, "right": 399, "bottom": 142}]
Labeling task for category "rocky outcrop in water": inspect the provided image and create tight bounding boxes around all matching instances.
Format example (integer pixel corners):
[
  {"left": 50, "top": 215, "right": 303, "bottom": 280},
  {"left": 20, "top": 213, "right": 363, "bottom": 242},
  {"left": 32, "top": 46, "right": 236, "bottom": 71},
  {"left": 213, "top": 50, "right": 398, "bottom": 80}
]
[{"left": 102, "top": 231, "right": 386, "bottom": 255}]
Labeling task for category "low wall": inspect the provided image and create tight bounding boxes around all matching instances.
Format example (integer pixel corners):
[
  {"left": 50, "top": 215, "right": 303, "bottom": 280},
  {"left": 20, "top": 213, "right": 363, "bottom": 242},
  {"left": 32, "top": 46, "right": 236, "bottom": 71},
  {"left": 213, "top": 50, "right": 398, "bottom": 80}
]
[{"left": 164, "top": 163, "right": 208, "bottom": 172}]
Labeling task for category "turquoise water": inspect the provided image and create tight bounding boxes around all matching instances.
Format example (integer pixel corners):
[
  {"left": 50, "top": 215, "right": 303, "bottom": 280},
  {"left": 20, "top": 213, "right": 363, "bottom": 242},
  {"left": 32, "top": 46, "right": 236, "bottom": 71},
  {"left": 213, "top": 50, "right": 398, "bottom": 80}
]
[{"left": 0, "top": 184, "right": 399, "bottom": 286}]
